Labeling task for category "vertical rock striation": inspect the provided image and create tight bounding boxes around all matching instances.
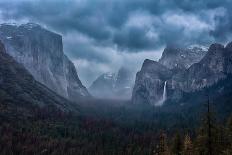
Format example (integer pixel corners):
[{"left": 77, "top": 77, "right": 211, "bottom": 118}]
[
  {"left": 0, "top": 23, "right": 89, "bottom": 101},
  {"left": 132, "top": 43, "right": 232, "bottom": 105}
]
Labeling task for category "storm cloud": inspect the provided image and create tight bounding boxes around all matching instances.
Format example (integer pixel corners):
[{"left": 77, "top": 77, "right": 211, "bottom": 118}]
[{"left": 0, "top": 0, "right": 232, "bottom": 86}]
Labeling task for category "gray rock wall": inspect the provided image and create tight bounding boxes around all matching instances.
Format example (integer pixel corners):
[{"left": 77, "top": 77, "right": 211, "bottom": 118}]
[{"left": 0, "top": 23, "right": 89, "bottom": 101}]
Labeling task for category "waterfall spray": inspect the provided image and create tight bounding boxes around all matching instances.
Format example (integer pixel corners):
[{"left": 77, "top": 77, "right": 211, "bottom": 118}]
[
  {"left": 162, "top": 81, "right": 167, "bottom": 102},
  {"left": 156, "top": 81, "right": 167, "bottom": 106}
]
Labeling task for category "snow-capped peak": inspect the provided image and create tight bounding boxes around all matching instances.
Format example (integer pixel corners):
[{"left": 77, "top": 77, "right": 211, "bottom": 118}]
[
  {"left": 187, "top": 44, "right": 208, "bottom": 51},
  {"left": 0, "top": 23, "right": 18, "bottom": 27},
  {"left": 103, "top": 73, "right": 116, "bottom": 80},
  {"left": 20, "top": 23, "right": 41, "bottom": 29}
]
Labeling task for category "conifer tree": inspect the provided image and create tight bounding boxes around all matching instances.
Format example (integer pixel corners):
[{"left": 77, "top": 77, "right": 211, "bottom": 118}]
[
  {"left": 171, "top": 132, "right": 182, "bottom": 155},
  {"left": 223, "top": 115, "right": 232, "bottom": 154},
  {"left": 195, "top": 97, "right": 221, "bottom": 155},
  {"left": 154, "top": 131, "right": 170, "bottom": 155},
  {"left": 227, "top": 116, "right": 232, "bottom": 144},
  {"left": 182, "top": 134, "right": 193, "bottom": 155}
]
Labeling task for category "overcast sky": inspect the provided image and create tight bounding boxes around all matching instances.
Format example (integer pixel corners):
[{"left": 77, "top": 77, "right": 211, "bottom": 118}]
[{"left": 0, "top": 0, "right": 232, "bottom": 86}]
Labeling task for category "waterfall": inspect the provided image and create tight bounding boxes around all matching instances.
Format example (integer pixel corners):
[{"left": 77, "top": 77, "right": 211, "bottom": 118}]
[
  {"left": 156, "top": 81, "right": 167, "bottom": 106},
  {"left": 162, "top": 81, "right": 167, "bottom": 102}
]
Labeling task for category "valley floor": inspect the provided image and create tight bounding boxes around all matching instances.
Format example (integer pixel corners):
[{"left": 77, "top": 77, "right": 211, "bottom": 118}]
[{"left": 1, "top": 98, "right": 232, "bottom": 155}]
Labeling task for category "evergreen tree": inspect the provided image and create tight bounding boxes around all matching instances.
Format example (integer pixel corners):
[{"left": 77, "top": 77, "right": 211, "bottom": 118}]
[
  {"left": 153, "top": 131, "right": 170, "bottom": 155},
  {"left": 194, "top": 97, "right": 221, "bottom": 155},
  {"left": 182, "top": 134, "right": 193, "bottom": 155},
  {"left": 171, "top": 132, "right": 182, "bottom": 155},
  {"left": 227, "top": 116, "right": 232, "bottom": 144},
  {"left": 223, "top": 115, "right": 232, "bottom": 154}
]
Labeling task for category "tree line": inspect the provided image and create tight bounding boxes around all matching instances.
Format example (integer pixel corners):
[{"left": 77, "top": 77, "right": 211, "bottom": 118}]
[{"left": 154, "top": 99, "right": 232, "bottom": 155}]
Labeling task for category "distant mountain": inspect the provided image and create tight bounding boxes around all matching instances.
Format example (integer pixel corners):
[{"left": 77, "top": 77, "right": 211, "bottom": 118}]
[
  {"left": 159, "top": 44, "right": 208, "bottom": 70},
  {"left": 89, "top": 72, "right": 117, "bottom": 98},
  {"left": 89, "top": 67, "right": 134, "bottom": 99},
  {"left": 0, "top": 41, "right": 77, "bottom": 114},
  {"left": 0, "top": 23, "right": 89, "bottom": 101},
  {"left": 171, "top": 43, "right": 232, "bottom": 92},
  {"left": 132, "top": 43, "right": 232, "bottom": 105}
]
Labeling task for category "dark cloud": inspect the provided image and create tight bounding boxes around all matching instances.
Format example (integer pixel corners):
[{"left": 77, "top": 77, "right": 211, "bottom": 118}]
[
  {"left": 0, "top": 0, "right": 231, "bottom": 51},
  {"left": 114, "top": 26, "right": 157, "bottom": 51},
  {"left": 64, "top": 40, "right": 111, "bottom": 63},
  {"left": 0, "top": 0, "right": 232, "bottom": 85},
  {"left": 209, "top": 8, "right": 232, "bottom": 42}
]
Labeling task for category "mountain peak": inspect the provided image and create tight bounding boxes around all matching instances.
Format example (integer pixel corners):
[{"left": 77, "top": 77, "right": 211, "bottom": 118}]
[
  {"left": 142, "top": 59, "right": 157, "bottom": 68},
  {"left": 226, "top": 42, "right": 232, "bottom": 50},
  {"left": 23, "top": 23, "right": 41, "bottom": 27},
  {"left": 208, "top": 43, "right": 224, "bottom": 51},
  {"left": 0, "top": 23, "right": 90, "bottom": 101},
  {"left": 159, "top": 44, "right": 208, "bottom": 69},
  {"left": 0, "top": 41, "right": 77, "bottom": 113},
  {"left": 187, "top": 44, "right": 208, "bottom": 51},
  {"left": 89, "top": 67, "right": 134, "bottom": 99},
  {"left": 103, "top": 72, "right": 116, "bottom": 80},
  {"left": 0, "top": 22, "right": 42, "bottom": 29},
  {"left": 133, "top": 41, "right": 232, "bottom": 105},
  {"left": 19, "top": 23, "right": 42, "bottom": 30}
]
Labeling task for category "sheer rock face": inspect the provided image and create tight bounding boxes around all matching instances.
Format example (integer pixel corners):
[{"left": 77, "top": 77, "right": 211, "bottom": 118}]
[
  {"left": 172, "top": 43, "right": 232, "bottom": 92},
  {"left": 159, "top": 45, "right": 208, "bottom": 70},
  {"left": 132, "top": 42, "right": 232, "bottom": 105},
  {"left": 0, "top": 23, "right": 89, "bottom": 101},
  {"left": 132, "top": 59, "right": 173, "bottom": 105},
  {"left": 0, "top": 41, "right": 77, "bottom": 112},
  {"left": 89, "top": 67, "right": 134, "bottom": 99}
]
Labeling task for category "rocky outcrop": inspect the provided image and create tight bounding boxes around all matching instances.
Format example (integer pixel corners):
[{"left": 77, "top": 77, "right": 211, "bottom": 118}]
[
  {"left": 89, "top": 67, "right": 134, "bottom": 99},
  {"left": 132, "top": 59, "right": 173, "bottom": 105},
  {"left": 159, "top": 45, "right": 208, "bottom": 70},
  {"left": 0, "top": 23, "right": 89, "bottom": 101},
  {"left": 132, "top": 42, "right": 232, "bottom": 105},
  {"left": 172, "top": 43, "right": 232, "bottom": 92},
  {"left": 0, "top": 40, "right": 77, "bottom": 113}
]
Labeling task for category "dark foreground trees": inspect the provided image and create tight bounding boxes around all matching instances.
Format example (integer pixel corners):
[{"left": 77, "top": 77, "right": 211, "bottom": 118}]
[
  {"left": 166, "top": 99, "right": 232, "bottom": 155},
  {"left": 1, "top": 99, "right": 232, "bottom": 155}
]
